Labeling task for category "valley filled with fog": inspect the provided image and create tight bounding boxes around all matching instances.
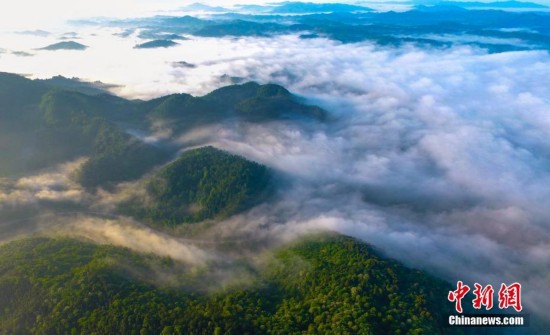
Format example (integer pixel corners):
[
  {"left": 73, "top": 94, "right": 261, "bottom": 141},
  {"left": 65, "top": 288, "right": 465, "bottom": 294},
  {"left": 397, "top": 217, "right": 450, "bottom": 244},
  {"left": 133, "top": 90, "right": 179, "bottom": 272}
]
[{"left": 0, "top": 2, "right": 549, "bottom": 334}]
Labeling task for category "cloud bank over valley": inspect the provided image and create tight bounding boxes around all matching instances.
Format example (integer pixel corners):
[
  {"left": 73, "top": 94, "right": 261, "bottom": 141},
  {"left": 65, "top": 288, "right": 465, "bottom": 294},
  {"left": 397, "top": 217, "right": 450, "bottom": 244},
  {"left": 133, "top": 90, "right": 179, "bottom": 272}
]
[{"left": 1, "top": 3, "right": 550, "bottom": 324}]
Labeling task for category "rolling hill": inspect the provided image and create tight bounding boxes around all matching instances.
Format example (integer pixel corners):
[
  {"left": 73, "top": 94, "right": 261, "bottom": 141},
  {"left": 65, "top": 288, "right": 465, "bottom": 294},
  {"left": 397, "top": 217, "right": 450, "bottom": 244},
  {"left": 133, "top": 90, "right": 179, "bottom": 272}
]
[
  {"left": 120, "top": 146, "right": 272, "bottom": 225},
  {"left": 0, "top": 235, "right": 462, "bottom": 335}
]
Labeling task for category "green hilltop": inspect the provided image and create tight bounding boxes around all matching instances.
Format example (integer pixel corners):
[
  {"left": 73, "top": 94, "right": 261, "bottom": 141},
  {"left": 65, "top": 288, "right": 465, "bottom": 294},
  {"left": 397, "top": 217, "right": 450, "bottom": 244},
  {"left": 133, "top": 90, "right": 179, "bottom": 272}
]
[
  {"left": 0, "top": 235, "right": 461, "bottom": 335},
  {"left": 0, "top": 73, "right": 324, "bottom": 186},
  {"left": 0, "top": 72, "right": 492, "bottom": 334},
  {"left": 121, "top": 146, "right": 272, "bottom": 225}
]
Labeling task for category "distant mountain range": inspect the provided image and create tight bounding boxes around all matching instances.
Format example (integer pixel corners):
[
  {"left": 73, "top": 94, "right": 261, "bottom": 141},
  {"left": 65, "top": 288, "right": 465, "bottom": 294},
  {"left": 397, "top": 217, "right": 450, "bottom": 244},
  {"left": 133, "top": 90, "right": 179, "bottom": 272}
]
[
  {"left": 413, "top": 0, "right": 548, "bottom": 8},
  {"left": 269, "top": 1, "right": 373, "bottom": 13},
  {"left": 110, "top": 6, "right": 550, "bottom": 53},
  {"left": 180, "top": 2, "right": 229, "bottom": 12},
  {"left": 180, "top": 0, "right": 547, "bottom": 13},
  {"left": 181, "top": 1, "right": 373, "bottom": 14}
]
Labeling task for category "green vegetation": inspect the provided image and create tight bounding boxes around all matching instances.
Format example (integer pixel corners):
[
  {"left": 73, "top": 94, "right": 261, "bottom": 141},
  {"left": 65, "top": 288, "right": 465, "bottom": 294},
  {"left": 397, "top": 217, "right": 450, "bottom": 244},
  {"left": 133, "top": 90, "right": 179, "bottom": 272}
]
[
  {"left": 0, "top": 72, "right": 47, "bottom": 114},
  {"left": 0, "top": 73, "right": 325, "bottom": 179},
  {"left": 123, "top": 146, "right": 271, "bottom": 224},
  {"left": 149, "top": 92, "right": 216, "bottom": 128},
  {"left": 0, "top": 74, "right": 166, "bottom": 181},
  {"left": 77, "top": 121, "right": 168, "bottom": 189},
  {"left": 0, "top": 235, "right": 463, "bottom": 335},
  {"left": 0, "top": 83, "right": 77, "bottom": 175},
  {"left": 39, "top": 90, "right": 168, "bottom": 189},
  {"left": 234, "top": 83, "right": 326, "bottom": 122},
  {"left": 149, "top": 81, "right": 326, "bottom": 134},
  {"left": 37, "top": 75, "right": 116, "bottom": 96}
]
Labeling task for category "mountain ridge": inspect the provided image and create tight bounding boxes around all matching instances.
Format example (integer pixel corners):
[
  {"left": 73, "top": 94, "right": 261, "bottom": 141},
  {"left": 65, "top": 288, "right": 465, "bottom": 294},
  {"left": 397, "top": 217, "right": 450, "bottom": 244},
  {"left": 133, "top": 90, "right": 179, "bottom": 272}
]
[{"left": 0, "top": 233, "right": 463, "bottom": 334}]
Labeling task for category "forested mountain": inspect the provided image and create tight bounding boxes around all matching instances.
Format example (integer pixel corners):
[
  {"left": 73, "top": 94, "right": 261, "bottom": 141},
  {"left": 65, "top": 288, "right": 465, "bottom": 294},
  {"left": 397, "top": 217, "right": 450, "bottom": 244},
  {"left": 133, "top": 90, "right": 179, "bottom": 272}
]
[
  {"left": 2, "top": 0, "right": 549, "bottom": 328},
  {"left": 1, "top": 71, "right": 535, "bottom": 334},
  {"left": 0, "top": 235, "right": 463, "bottom": 335},
  {"left": 0, "top": 73, "right": 324, "bottom": 182},
  {"left": 149, "top": 82, "right": 326, "bottom": 133},
  {"left": 121, "top": 146, "right": 272, "bottom": 225},
  {"left": 0, "top": 73, "right": 166, "bottom": 182},
  {"left": 39, "top": 90, "right": 169, "bottom": 189}
]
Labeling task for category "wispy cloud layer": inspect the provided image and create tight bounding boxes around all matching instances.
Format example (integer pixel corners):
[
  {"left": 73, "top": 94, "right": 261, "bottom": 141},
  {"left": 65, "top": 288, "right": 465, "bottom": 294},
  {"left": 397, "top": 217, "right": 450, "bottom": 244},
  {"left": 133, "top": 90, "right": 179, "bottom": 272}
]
[
  {"left": 0, "top": 159, "right": 86, "bottom": 207},
  {"left": 161, "top": 38, "right": 550, "bottom": 318},
  {"left": 1, "top": 12, "right": 550, "bottom": 321},
  {"left": 53, "top": 215, "right": 213, "bottom": 266}
]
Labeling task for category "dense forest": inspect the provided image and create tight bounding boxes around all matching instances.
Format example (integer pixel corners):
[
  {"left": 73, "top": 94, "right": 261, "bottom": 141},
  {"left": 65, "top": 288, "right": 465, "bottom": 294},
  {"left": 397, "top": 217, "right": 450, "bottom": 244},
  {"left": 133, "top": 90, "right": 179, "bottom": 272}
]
[
  {"left": 39, "top": 89, "right": 169, "bottom": 189},
  {"left": 0, "top": 73, "right": 167, "bottom": 184},
  {"left": 0, "top": 235, "right": 463, "bottom": 335},
  {"left": 121, "top": 146, "right": 272, "bottom": 225},
  {"left": 0, "top": 73, "right": 324, "bottom": 181},
  {"left": 0, "top": 72, "right": 538, "bottom": 334},
  {"left": 149, "top": 82, "right": 326, "bottom": 134}
]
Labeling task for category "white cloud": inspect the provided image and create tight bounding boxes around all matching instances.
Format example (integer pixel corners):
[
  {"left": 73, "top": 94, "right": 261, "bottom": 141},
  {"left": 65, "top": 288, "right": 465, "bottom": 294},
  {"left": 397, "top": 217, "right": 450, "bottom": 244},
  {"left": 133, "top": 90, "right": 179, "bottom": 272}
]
[
  {"left": 0, "top": 159, "right": 86, "bottom": 207},
  {"left": 0, "top": 0, "right": 188, "bottom": 30},
  {"left": 1, "top": 7, "right": 550, "bottom": 321},
  {"left": 0, "top": 0, "right": 398, "bottom": 31},
  {"left": 54, "top": 216, "right": 213, "bottom": 266},
  {"left": 146, "top": 37, "right": 550, "bottom": 319}
]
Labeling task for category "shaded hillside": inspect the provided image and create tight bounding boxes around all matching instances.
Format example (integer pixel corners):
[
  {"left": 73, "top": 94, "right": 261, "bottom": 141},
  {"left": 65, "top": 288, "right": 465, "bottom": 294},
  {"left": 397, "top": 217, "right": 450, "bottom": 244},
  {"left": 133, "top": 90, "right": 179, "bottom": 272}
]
[
  {"left": 0, "top": 73, "right": 324, "bottom": 183},
  {"left": 149, "top": 81, "right": 327, "bottom": 134},
  {"left": 38, "top": 90, "right": 168, "bottom": 189},
  {"left": 0, "top": 73, "right": 166, "bottom": 182}
]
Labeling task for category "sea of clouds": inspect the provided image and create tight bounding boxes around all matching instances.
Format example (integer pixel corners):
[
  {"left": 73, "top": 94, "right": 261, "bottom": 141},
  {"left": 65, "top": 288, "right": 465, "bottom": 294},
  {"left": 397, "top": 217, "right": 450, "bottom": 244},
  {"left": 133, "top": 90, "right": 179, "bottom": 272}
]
[{"left": 1, "top": 15, "right": 550, "bottom": 322}]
